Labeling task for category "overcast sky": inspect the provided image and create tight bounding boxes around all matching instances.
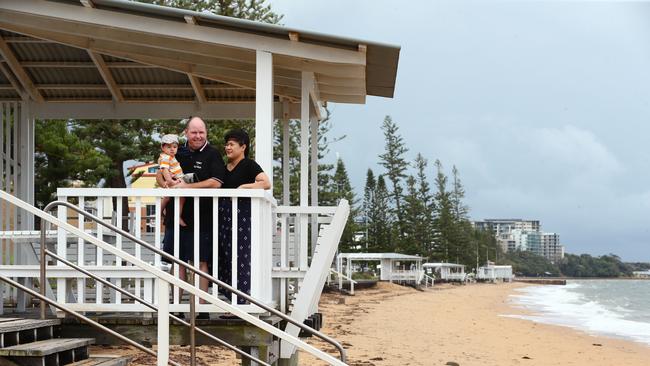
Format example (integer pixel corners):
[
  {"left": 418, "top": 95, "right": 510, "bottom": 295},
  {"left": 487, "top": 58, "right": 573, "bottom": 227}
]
[{"left": 270, "top": 0, "right": 650, "bottom": 261}]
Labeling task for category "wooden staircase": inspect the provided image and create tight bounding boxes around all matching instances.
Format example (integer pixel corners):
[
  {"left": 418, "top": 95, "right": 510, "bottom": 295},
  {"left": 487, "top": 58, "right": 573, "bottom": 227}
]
[{"left": 0, "top": 318, "right": 130, "bottom": 366}]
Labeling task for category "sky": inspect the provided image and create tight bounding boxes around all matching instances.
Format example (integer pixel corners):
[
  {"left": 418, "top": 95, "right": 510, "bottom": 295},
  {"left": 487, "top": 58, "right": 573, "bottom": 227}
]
[{"left": 270, "top": 0, "right": 650, "bottom": 261}]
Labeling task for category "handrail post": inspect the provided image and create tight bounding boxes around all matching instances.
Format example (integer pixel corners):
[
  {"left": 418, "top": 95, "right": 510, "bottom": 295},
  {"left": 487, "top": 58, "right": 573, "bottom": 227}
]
[
  {"left": 39, "top": 220, "right": 47, "bottom": 319},
  {"left": 157, "top": 278, "right": 170, "bottom": 366}
]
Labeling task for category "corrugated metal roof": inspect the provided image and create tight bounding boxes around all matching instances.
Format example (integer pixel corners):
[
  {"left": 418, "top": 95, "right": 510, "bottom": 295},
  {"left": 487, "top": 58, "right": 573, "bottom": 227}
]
[
  {"left": 27, "top": 67, "right": 104, "bottom": 84},
  {"left": 48, "top": 0, "right": 400, "bottom": 98},
  {"left": 0, "top": 1, "right": 400, "bottom": 104},
  {"left": 10, "top": 42, "right": 90, "bottom": 62},
  {"left": 111, "top": 68, "right": 190, "bottom": 85}
]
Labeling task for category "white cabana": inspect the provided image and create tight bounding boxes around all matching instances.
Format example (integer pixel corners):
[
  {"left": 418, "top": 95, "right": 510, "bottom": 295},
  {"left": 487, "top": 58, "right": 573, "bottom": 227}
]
[
  {"left": 477, "top": 264, "right": 513, "bottom": 282},
  {"left": 422, "top": 262, "right": 466, "bottom": 282},
  {"left": 336, "top": 252, "right": 424, "bottom": 283},
  {"left": 0, "top": 1, "right": 400, "bottom": 364}
]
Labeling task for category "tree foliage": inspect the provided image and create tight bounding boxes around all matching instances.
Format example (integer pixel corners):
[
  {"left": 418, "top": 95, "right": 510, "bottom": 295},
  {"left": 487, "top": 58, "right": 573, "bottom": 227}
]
[
  {"left": 378, "top": 116, "right": 408, "bottom": 239},
  {"left": 136, "top": 0, "right": 282, "bottom": 23},
  {"left": 35, "top": 120, "right": 112, "bottom": 207},
  {"left": 559, "top": 253, "right": 633, "bottom": 277}
]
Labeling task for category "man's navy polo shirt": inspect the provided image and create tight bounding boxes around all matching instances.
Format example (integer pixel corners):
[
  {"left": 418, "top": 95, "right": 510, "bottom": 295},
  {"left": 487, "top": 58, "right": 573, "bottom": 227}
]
[{"left": 164, "top": 141, "right": 226, "bottom": 230}]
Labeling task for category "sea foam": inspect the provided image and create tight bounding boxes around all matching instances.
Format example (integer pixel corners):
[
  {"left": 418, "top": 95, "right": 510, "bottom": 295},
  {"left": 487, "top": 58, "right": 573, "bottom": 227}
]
[{"left": 505, "top": 280, "right": 650, "bottom": 345}]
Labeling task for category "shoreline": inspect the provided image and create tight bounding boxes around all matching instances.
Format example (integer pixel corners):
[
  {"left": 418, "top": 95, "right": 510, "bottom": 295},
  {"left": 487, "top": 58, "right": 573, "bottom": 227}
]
[
  {"left": 303, "top": 281, "right": 650, "bottom": 366},
  {"left": 95, "top": 281, "right": 650, "bottom": 365}
]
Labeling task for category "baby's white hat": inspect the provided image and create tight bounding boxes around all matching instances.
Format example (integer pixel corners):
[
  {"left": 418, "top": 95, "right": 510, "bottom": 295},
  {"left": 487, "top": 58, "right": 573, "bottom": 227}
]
[{"left": 161, "top": 134, "right": 179, "bottom": 145}]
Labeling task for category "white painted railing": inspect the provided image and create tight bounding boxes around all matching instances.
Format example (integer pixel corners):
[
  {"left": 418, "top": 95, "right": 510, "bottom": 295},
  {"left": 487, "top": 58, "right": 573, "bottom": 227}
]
[
  {"left": 0, "top": 189, "right": 347, "bottom": 366},
  {"left": 273, "top": 205, "right": 336, "bottom": 313},
  {"left": 51, "top": 188, "right": 275, "bottom": 314},
  {"left": 422, "top": 273, "right": 435, "bottom": 288},
  {"left": 390, "top": 269, "right": 422, "bottom": 282},
  {"left": 327, "top": 268, "right": 358, "bottom": 295}
]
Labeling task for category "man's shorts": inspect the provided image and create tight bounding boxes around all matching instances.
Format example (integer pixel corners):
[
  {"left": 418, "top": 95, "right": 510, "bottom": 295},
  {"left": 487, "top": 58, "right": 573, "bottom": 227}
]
[{"left": 162, "top": 226, "right": 213, "bottom": 263}]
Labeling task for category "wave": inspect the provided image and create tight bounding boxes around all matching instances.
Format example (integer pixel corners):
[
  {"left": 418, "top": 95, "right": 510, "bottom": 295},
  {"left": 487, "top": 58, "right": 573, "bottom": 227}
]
[{"left": 505, "top": 281, "right": 650, "bottom": 345}]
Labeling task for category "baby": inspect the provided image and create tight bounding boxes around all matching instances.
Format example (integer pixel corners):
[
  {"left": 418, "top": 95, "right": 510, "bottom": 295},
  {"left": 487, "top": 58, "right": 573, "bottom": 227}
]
[{"left": 159, "top": 134, "right": 186, "bottom": 227}]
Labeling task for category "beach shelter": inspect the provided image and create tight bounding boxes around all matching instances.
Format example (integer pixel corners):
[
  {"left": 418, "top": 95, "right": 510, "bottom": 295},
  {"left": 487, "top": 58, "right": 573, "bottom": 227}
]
[{"left": 0, "top": 1, "right": 400, "bottom": 364}]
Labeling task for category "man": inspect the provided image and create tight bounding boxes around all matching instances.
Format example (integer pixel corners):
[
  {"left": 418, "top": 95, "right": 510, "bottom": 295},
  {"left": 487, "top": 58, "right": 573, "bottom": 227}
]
[{"left": 158, "top": 116, "right": 225, "bottom": 314}]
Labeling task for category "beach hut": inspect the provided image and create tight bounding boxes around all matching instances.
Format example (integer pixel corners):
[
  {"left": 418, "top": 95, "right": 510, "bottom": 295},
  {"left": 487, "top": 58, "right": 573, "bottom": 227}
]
[
  {"left": 0, "top": 1, "right": 400, "bottom": 365},
  {"left": 336, "top": 252, "right": 425, "bottom": 285},
  {"left": 422, "top": 262, "right": 467, "bottom": 283},
  {"left": 632, "top": 270, "right": 650, "bottom": 279},
  {"left": 477, "top": 264, "right": 514, "bottom": 282}
]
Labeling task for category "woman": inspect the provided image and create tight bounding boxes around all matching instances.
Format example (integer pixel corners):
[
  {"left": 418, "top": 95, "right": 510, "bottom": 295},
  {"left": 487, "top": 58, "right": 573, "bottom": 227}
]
[{"left": 218, "top": 128, "right": 270, "bottom": 304}]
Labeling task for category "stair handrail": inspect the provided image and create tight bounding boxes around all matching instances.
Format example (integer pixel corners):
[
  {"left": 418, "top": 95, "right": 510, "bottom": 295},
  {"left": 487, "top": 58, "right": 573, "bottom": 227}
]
[
  {"left": 40, "top": 199, "right": 346, "bottom": 363},
  {"left": 39, "top": 248, "right": 271, "bottom": 366},
  {"left": 0, "top": 190, "right": 345, "bottom": 364},
  {"left": 0, "top": 275, "right": 181, "bottom": 366},
  {"left": 0, "top": 193, "right": 346, "bottom": 365},
  {"left": 422, "top": 273, "right": 435, "bottom": 287}
]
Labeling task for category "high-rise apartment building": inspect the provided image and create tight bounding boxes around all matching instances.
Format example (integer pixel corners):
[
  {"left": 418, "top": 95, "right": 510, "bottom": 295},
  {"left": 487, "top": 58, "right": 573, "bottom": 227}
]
[{"left": 473, "top": 218, "right": 564, "bottom": 262}]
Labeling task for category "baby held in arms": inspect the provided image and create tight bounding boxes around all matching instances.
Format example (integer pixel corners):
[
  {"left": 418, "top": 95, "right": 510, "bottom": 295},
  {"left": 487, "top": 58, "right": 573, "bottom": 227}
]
[{"left": 158, "top": 134, "right": 187, "bottom": 227}]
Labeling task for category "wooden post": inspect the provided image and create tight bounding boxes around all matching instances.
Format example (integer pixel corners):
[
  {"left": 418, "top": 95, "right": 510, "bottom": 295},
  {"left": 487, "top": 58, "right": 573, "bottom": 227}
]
[
  {"left": 255, "top": 50, "right": 274, "bottom": 187},
  {"left": 309, "top": 116, "right": 318, "bottom": 257},
  {"left": 299, "top": 72, "right": 312, "bottom": 270}
]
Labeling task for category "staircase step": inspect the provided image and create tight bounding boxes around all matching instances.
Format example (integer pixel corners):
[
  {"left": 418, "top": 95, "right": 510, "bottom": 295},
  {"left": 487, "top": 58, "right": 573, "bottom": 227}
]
[
  {"left": 0, "top": 319, "right": 60, "bottom": 334},
  {"left": 67, "top": 355, "right": 131, "bottom": 366},
  {"left": 0, "top": 338, "right": 94, "bottom": 357}
]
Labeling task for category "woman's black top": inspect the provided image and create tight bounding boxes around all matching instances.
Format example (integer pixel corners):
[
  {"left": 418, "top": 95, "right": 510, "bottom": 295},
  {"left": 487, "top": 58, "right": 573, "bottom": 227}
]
[{"left": 223, "top": 158, "right": 264, "bottom": 188}]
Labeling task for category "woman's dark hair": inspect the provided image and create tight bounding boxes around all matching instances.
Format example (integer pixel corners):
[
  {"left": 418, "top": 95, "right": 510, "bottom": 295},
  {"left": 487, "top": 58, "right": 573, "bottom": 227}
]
[{"left": 224, "top": 128, "right": 250, "bottom": 157}]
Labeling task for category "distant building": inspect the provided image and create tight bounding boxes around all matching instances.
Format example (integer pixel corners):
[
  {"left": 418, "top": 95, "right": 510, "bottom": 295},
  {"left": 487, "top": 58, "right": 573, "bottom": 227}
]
[
  {"left": 127, "top": 162, "right": 159, "bottom": 232},
  {"left": 541, "top": 233, "right": 564, "bottom": 263},
  {"left": 474, "top": 218, "right": 564, "bottom": 263},
  {"left": 632, "top": 270, "right": 650, "bottom": 278},
  {"left": 473, "top": 219, "right": 540, "bottom": 237}
]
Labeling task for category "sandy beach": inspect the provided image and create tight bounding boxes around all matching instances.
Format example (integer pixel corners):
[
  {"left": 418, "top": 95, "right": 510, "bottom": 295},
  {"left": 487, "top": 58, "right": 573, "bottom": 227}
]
[{"left": 96, "top": 282, "right": 650, "bottom": 365}]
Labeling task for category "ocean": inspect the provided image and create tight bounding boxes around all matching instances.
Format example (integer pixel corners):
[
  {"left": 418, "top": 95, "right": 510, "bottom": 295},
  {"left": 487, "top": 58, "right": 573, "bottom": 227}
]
[{"left": 507, "top": 279, "right": 650, "bottom": 345}]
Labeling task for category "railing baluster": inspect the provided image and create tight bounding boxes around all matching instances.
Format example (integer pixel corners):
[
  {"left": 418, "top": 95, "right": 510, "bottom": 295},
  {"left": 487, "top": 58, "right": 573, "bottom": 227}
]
[
  {"left": 115, "top": 196, "right": 122, "bottom": 304},
  {"left": 135, "top": 197, "right": 142, "bottom": 300},
  {"left": 77, "top": 196, "right": 85, "bottom": 305},
  {"left": 280, "top": 213, "right": 287, "bottom": 313},
  {"left": 96, "top": 197, "right": 103, "bottom": 304},
  {"left": 173, "top": 196, "right": 180, "bottom": 306},
  {"left": 154, "top": 197, "right": 161, "bottom": 268},
  {"left": 193, "top": 196, "right": 199, "bottom": 310},
  {"left": 231, "top": 197, "right": 238, "bottom": 305},
  {"left": 212, "top": 196, "right": 218, "bottom": 297},
  {"left": 56, "top": 196, "right": 67, "bottom": 307},
  {"left": 250, "top": 197, "right": 259, "bottom": 302}
]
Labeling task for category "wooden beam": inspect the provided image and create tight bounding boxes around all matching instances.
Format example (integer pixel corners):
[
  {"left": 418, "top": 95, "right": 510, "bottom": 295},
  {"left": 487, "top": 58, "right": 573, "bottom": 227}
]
[
  {"left": 288, "top": 32, "right": 299, "bottom": 42},
  {"left": 317, "top": 84, "right": 365, "bottom": 96},
  {"left": 0, "top": 24, "right": 302, "bottom": 101},
  {"left": 87, "top": 51, "right": 124, "bottom": 102},
  {"left": 0, "top": 5, "right": 366, "bottom": 74},
  {"left": 20, "top": 61, "right": 159, "bottom": 68},
  {"left": 0, "top": 22, "right": 331, "bottom": 84},
  {"left": 30, "top": 101, "right": 302, "bottom": 119},
  {"left": 319, "top": 92, "right": 365, "bottom": 104},
  {"left": 315, "top": 74, "right": 365, "bottom": 87},
  {"left": 0, "top": 0, "right": 366, "bottom": 65},
  {"left": 187, "top": 75, "right": 206, "bottom": 104},
  {"left": 0, "top": 35, "right": 43, "bottom": 102},
  {"left": 0, "top": 62, "right": 25, "bottom": 97}
]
